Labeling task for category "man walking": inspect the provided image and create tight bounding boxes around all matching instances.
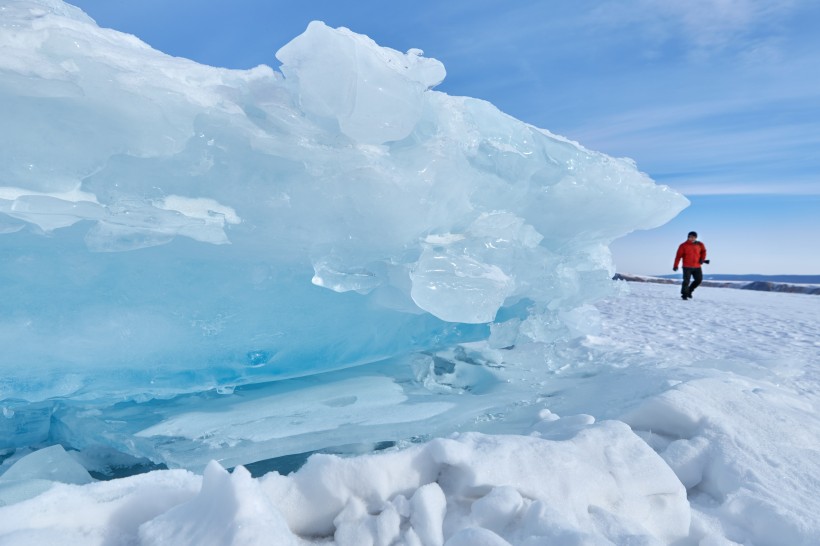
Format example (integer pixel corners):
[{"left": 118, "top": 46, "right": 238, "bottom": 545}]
[{"left": 673, "top": 231, "right": 708, "bottom": 299}]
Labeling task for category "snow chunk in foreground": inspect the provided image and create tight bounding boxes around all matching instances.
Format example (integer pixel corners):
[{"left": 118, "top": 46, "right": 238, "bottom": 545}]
[
  {"left": 0, "top": 419, "right": 689, "bottom": 545},
  {"left": 260, "top": 420, "right": 689, "bottom": 544},
  {"left": 624, "top": 374, "right": 820, "bottom": 545}
]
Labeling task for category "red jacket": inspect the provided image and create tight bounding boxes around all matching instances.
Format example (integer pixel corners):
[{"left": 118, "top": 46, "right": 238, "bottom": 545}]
[{"left": 674, "top": 240, "right": 707, "bottom": 269}]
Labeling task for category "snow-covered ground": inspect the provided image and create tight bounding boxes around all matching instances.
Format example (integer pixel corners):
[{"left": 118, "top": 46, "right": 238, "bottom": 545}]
[{"left": 1, "top": 282, "right": 818, "bottom": 545}]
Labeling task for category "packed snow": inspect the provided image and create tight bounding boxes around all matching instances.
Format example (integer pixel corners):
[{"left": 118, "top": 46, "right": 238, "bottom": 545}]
[{"left": 1, "top": 283, "right": 818, "bottom": 545}]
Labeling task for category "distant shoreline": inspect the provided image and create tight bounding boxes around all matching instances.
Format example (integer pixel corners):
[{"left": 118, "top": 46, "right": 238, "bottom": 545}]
[
  {"left": 613, "top": 273, "right": 820, "bottom": 295},
  {"left": 654, "top": 273, "right": 820, "bottom": 284}
]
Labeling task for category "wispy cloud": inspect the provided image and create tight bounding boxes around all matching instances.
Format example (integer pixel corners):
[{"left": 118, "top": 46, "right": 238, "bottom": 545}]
[
  {"left": 587, "top": 0, "right": 800, "bottom": 58},
  {"left": 572, "top": 104, "right": 820, "bottom": 196}
]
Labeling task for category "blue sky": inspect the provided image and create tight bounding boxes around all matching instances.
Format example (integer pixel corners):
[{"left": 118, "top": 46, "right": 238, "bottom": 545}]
[{"left": 68, "top": 0, "right": 820, "bottom": 275}]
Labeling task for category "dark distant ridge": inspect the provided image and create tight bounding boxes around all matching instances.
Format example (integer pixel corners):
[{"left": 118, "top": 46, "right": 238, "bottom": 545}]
[
  {"left": 614, "top": 274, "right": 820, "bottom": 295},
  {"left": 656, "top": 273, "right": 820, "bottom": 284}
]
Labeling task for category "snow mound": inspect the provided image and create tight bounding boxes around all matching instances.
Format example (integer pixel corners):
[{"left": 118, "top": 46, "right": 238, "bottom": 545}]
[{"left": 0, "top": 418, "right": 689, "bottom": 545}]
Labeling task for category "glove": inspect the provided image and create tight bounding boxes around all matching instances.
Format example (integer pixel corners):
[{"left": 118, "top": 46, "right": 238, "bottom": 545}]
[
  {"left": 673, "top": 267, "right": 678, "bottom": 272},
  {"left": 703, "top": 259, "right": 710, "bottom": 264}
]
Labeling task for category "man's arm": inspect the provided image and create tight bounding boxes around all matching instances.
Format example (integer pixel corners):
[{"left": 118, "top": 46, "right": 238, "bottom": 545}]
[
  {"left": 699, "top": 242, "right": 708, "bottom": 264},
  {"left": 673, "top": 244, "right": 683, "bottom": 270}
]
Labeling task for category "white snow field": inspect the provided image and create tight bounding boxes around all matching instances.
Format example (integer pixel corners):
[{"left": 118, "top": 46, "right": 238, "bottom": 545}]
[{"left": 1, "top": 282, "right": 818, "bottom": 545}]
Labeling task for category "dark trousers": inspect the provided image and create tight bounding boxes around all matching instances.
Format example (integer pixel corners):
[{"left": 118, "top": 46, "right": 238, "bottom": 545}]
[{"left": 682, "top": 267, "right": 703, "bottom": 296}]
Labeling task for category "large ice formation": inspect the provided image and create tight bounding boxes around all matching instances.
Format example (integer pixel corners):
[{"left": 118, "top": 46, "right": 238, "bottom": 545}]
[{"left": 0, "top": 0, "right": 688, "bottom": 469}]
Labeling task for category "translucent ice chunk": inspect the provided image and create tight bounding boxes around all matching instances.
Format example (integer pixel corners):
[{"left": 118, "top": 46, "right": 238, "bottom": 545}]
[
  {"left": 0, "top": 0, "right": 688, "bottom": 468},
  {"left": 1, "top": 445, "right": 93, "bottom": 485}
]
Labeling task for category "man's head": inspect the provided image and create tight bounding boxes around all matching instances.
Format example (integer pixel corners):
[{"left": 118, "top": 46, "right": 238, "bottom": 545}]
[{"left": 687, "top": 231, "right": 698, "bottom": 241}]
